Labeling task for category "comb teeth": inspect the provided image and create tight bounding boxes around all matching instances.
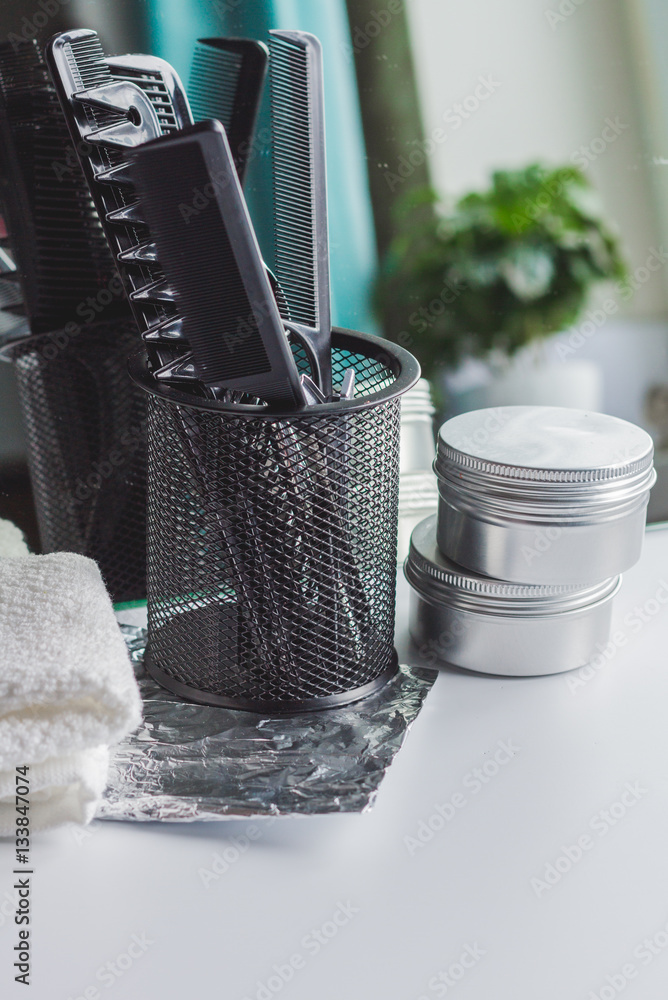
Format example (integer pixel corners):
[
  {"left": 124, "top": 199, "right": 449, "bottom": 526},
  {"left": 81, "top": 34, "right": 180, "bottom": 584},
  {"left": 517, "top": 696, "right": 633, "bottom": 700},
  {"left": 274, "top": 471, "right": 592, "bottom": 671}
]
[
  {"left": 64, "top": 34, "right": 109, "bottom": 91},
  {"left": 269, "top": 34, "right": 317, "bottom": 329},
  {"left": 130, "top": 278, "right": 176, "bottom": 304},
  {"left": 153, "top": 352, "right": 197, "bottom": 381},
  {"left": 106, "top": 201, "right": 146, "bottom": 225},
  {"left": 118, "top": 241, "right": 159, "bottom": 264},
  {"left": 94, "top": 161, "right": 135, "bottom": 186},
  {"left": 189, "top": 46, "right": 242, "bottom": 127},
  {"left": 188, "top": 39, "right": 268, "bottom": 184},
  {"left": 143, "top": 314, "right": 185, "bottom": 342}
]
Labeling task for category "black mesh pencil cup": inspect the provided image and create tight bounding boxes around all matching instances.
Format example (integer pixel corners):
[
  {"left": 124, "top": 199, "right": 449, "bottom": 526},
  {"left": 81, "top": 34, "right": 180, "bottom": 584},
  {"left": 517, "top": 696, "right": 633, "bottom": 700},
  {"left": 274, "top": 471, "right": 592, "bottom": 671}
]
[
  {"left": 3, "top": 320, "right": 147, "bottom": 604},
  {"left": 131, "top": 328, "right": 420, "bottom": 713}
]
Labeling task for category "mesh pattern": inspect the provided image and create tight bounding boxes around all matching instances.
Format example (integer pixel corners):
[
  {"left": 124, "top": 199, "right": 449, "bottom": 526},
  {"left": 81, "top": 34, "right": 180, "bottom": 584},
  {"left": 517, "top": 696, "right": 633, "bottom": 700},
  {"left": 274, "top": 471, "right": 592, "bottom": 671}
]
[
  {"left": 145, "top": 340, "right": 404, "bottom": 710},
  {"left": 8, "top": 322, "right": 146, "bottom": 603}
]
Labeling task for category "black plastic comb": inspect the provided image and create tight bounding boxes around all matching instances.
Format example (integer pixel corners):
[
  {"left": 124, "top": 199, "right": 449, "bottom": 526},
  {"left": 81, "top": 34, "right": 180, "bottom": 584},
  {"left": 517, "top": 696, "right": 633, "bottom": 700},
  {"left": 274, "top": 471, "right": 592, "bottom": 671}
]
[
  {"left": 0, "top": 39, "right": 120, "bottom": 334},
  {"left": 189, "top": 38, "right": 268, "bottom": 184},
  {"left": 268, "top": 30, "right": 332, "bottom": 395},
  {"left": 130, "top": 120, "right": 306, "bottom": 409},
  {"left": 45, "top": 29, "right": 193, "bottom": 354}
]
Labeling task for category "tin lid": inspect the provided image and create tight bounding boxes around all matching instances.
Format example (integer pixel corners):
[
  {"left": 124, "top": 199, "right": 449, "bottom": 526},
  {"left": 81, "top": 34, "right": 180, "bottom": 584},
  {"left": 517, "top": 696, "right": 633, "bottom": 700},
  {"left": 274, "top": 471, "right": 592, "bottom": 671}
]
[
  {"left": 436, "top": 406, "right": 654, "bottom": 485},
  {"left": 405, "top": 515, "right": 620, "bottom": 614}
]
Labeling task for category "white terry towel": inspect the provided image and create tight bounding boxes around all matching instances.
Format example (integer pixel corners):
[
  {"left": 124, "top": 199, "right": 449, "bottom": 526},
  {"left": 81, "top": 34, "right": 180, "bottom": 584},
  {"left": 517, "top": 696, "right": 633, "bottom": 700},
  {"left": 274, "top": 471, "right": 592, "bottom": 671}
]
[
  {"left": 0, "top": 551, "right": 142, "bottom": 833},
  {"left": 0, "top": 518, "right": 29, "bottom": 558}
]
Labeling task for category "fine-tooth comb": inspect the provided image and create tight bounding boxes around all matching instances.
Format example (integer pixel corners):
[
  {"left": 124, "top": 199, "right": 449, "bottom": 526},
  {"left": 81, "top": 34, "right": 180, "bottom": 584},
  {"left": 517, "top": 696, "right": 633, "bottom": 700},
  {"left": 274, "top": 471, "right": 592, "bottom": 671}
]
[
  {"left": 45, "top": 29, "right": 193, "bottom": 355},
  {"left": 268, "top": 30, "right": 332, "bottom": 396},
  {"left": 189, "top": 38, "right": 268, "bottom": 185},
  {"left": 0, "top": 39, "right": 120, "bottom": 335},
  {"left": 130, "top": 120, "right": 306, "bottom": 409},
  {"left": 188, "top": 35, "right": 288, "bottom": 379}
]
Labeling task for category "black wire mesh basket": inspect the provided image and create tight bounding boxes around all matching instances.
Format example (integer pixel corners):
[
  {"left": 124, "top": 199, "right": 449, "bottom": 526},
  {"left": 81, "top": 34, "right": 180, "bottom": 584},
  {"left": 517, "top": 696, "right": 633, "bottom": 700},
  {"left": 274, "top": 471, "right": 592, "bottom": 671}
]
[
  {"left": 130, "top": 328, "right": 420, "bottom": 713},
  {"left": 3, "top": 320, "right": 146, "bottom": 603}
]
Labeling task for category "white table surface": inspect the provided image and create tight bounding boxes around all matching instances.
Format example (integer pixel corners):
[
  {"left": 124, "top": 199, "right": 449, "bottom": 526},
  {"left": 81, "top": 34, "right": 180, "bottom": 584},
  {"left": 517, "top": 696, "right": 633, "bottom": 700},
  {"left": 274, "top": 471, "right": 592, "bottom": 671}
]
[{"left": 3, "top": 526, "right": 668, "bottom": 1000}]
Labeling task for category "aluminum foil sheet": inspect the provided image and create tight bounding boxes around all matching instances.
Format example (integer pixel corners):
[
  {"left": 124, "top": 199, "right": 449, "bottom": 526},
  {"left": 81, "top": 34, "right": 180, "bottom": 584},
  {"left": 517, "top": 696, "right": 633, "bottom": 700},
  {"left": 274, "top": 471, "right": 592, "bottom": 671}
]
[{"left": 97, "top": 626, "right": 437, "bottom": 821}]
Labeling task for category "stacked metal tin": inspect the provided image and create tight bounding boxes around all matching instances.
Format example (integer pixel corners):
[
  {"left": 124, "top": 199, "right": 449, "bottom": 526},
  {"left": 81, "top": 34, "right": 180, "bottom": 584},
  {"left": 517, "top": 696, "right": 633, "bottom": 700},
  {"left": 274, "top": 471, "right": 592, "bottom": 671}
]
[{"left": 405, "top": 406, "right": 656, "bottom": 676}]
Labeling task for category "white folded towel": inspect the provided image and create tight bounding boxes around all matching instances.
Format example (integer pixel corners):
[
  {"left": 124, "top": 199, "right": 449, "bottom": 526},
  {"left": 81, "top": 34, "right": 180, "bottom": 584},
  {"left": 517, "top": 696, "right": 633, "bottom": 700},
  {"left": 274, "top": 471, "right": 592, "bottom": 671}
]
[
  {"left": 0, "top": 551, "right": 142, "bottom": 834},
  {"left": 0, "top": 518, "right": 29, "bottom": 558}
]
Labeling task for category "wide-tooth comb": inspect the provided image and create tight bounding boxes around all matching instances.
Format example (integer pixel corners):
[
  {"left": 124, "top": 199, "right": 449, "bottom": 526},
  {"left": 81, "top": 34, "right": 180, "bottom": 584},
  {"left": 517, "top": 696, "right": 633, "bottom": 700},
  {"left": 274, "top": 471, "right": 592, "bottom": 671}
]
[
  {"left": 0, "top": 39, "right": 120, "bottom": 334},
  {"left": 189, "top": 38, "right": 268, "bottom": 184},
  {"left": 268, "top": 30, "right": 332, "bottom": 396},
  {"left": 130, "top": 120, "right": 306, "bottom": 409},
  {"left": 45, "top": 29, "right": 193, "bottom": 351}
]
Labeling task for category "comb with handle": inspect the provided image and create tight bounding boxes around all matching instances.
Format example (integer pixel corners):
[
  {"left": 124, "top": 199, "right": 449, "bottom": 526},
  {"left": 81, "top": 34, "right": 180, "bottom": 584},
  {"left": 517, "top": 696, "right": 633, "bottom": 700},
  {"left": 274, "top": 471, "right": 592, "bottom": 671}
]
[
  {"left": 268, "top": 30, "right": 332, "bottom": 396},
  {"left": 130, "top": 119, "right": 306, "bottom": 409}
]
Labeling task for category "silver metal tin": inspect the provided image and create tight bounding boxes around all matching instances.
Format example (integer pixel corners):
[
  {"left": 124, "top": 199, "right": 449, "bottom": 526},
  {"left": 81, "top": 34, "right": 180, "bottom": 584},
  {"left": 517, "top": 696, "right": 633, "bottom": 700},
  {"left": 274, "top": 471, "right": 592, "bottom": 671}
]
[
  {"left": 434, "top": 406, "right": 656, "bottom": 584},
  {"left": 405, "top": 515, "right": 621, "bottom": 676}
]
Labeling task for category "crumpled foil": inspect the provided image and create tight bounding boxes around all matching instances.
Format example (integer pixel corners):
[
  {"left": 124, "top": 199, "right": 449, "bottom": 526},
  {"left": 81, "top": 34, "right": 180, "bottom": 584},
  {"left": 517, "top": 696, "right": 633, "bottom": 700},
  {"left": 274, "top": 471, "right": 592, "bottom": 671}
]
[{"left": 97, "top": 626, "right": 437, "bottom": 821}]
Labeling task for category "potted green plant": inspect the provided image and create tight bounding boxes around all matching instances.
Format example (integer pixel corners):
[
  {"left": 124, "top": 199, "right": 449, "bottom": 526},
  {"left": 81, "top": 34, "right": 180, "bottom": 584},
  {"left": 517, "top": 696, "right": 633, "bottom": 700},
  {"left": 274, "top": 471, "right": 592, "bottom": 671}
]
[{"left": 375, "top": 163, "right": 627, "bottom": 410}]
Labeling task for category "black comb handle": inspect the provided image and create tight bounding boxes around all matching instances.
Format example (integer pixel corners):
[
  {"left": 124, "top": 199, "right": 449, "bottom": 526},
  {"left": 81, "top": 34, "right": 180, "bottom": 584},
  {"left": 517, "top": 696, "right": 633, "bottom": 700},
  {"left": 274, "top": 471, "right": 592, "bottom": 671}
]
[{"left": 130, "top": 120, "right": 306, "bottom": 410}]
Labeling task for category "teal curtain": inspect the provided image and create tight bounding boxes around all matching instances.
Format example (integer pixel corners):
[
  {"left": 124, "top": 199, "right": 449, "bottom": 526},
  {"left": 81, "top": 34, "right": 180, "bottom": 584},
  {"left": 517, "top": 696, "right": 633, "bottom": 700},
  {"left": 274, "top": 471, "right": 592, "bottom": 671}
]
[{"left": 146, "top": 0, "right": 378, "bottom": 333}]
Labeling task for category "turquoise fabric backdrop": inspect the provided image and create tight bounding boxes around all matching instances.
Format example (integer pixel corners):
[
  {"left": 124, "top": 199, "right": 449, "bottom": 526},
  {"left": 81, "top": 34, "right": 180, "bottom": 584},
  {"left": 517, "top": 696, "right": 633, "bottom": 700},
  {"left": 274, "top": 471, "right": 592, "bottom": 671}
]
[{"left": 147, "top": 0, "right": 378, "bottom": 333}]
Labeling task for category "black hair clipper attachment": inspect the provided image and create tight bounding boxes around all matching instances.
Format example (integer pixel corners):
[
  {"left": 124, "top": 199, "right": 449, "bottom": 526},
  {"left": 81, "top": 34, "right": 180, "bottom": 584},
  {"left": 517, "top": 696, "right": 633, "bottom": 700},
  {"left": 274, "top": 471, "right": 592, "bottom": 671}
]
[
  {"left": 130, "top": 120, "right": 306, "bottom": 409},
  {"left": 189, "top": 38, "right": 268, "bottom": 185}
]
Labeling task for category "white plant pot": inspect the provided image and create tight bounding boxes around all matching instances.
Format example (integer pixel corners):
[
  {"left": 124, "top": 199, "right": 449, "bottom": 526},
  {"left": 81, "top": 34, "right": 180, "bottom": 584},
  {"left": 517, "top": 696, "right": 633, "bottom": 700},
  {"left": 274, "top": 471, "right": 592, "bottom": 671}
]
[{"left": 441, "top": 352, "right": 603, "bottom": 415}]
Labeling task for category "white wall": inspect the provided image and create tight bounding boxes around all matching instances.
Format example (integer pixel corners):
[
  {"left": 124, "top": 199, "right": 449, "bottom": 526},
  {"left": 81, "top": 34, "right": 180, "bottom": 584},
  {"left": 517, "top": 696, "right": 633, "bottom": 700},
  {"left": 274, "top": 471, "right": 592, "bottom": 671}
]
[{"left": 405, "top": 0, "right": 667, "bottom": 318}]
